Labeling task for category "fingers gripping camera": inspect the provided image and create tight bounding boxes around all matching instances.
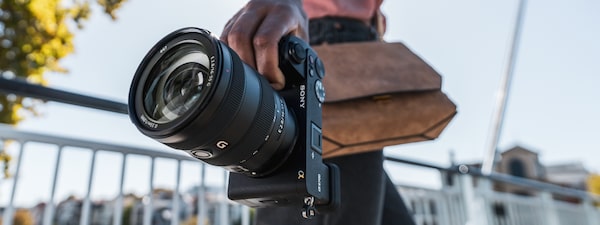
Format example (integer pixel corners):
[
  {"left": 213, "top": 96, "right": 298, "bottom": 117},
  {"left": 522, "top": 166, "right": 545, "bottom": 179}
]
[{"left": 128, "top": 28, "right": 340, "bottom": 215}]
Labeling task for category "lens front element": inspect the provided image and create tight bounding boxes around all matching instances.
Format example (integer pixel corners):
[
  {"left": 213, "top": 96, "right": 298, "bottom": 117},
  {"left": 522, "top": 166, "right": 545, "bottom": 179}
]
[{"left": 143, "top": 43, "right": 210, "bottom": 123}]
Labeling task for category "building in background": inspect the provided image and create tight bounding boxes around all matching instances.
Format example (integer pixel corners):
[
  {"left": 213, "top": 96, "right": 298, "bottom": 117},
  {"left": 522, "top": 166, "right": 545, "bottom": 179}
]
[
  {"left": 545, "top": 162, "right": 590, "bottom": 190},
  {"left": 494, "top": 146, "right": 547, "bottom": 195},
  {"left": 467, "top": 146, "right": 594, "bottom": 199}
]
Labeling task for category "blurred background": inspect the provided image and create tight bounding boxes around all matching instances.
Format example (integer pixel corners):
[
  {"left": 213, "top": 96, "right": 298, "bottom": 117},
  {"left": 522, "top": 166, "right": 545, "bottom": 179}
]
[{"left": 1, "top": 0, "right": 599, "bottom": 224}]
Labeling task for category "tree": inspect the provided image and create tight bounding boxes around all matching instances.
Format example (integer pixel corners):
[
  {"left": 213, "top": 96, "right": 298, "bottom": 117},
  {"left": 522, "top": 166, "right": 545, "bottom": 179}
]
[
  {"left": 0, "top": 0, "right": 127, "bottom": 125},
  {"left": 0, "top": 0, "right": 127, "bottom": 177}
]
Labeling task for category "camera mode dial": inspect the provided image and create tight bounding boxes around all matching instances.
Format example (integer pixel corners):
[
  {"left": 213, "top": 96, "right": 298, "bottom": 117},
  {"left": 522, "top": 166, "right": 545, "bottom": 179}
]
[{"left": 315, "top": 80, "right": 325, "bottom": 103}]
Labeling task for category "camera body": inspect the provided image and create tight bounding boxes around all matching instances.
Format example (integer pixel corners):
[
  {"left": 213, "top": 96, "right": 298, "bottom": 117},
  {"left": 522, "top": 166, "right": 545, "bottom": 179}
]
[
  {"left": 128, "top": 28, "right": 339, "bottom": 214},
  {"left": 227, "top": 35, "right": 339, "bottom": 211}
]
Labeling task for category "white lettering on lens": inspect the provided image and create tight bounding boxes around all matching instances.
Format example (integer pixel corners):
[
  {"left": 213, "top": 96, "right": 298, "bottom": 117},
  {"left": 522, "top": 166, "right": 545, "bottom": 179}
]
[
  {"left": 159, "top": 46, "right": 168, "bottom": 54},
  {"left": 140, "top": 114, "right": 158, "bottom": 129},
  {"left": 277, "top": 99, "right": 286, "bottom": 134},
  {"left": 207, "top": 56, "right": 216, "bottom": 87},
  {"left": 216, "top": 140, "right": 229, "bottom": 149},
  {"left": 299, "top": 85, "right": 306, "bottom": 108},
  {"left": 210, "top": 56, "right": 216, "bottom": 75}
]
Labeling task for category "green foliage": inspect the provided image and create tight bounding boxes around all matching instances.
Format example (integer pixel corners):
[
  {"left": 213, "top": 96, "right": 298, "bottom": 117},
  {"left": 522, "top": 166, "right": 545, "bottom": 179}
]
[{"left": 0, "top": 0, "right": 127, "bottom": 125}]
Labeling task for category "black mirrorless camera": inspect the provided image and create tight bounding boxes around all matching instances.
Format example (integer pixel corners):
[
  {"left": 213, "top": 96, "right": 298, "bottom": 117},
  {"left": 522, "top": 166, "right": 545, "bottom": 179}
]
[{"left": 128, "top": 27, "right": 339, "bottom": 217}]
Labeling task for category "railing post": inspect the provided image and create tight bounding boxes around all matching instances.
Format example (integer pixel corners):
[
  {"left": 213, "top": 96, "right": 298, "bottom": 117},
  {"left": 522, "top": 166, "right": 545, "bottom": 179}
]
[
  {"left": 197, "top": 164, "right": 207, "bottom": 225},
  {"left": 539, "top": 191, "right": 559, "bottom": 225},
  {"left": 241, "top": 205, "right": 250, "bottom": 225},
  {"left": 80, "top": 150, "right": 98, "bottom": 225},
  {"left": 43, "top": 145, "right": 64, "bottom": 225},
  {"left": 219, "top": 170, "right": 229, "bottom": 225},
  {"left": 171, "top": 160, "right": 182, "bottom": 225},
  {"left": 459, "top": 174, "right": 478, "bottom": 225},
  {"left": 458, "top": 171, "right": 487, "bottom": 225},
  {"left": 440, "top": 171, "right": 463, "bottom": 225},
  {"left": 2, "top": 141, "right": 26, "bottom": 225},
  {"left": 113, "top": 154, "right": 128, "bottom": 225},
  {"left": 143, "top": 157, "right": 156, "bottom": 225},
  {"left": 583, "top": 199, "right": 599, "bottom": 225}
]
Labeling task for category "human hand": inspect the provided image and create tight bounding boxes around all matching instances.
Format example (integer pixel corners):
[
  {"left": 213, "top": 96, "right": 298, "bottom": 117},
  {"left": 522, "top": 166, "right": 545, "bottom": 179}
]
[{"left": 220, "top": 0, "right": 308, "bottom": 90}]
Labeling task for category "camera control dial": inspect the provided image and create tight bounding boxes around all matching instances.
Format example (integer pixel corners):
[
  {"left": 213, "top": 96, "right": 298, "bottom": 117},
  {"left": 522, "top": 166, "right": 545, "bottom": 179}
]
[
  {"left": 289, "top": 42, "right": 307, "bottom": 64},
  {"left": 315, "top": 80, "right": 325, "bottom": 103},
  {"left": 315, "top": 58, "right": 325, "bottom": 78}
]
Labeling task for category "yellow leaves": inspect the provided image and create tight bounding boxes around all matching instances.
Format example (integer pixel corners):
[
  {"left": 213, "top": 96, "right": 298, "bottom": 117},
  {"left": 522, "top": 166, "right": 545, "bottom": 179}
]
[
  {"left": 0, "top": 0, "right": 127, "bottom": 125},
  {"left": 10, "top": 102, "right": 24, "bottom": 123},
  {"left": 0, "top": 149, "right": 12, "bottom": 178},
  {"left": 21, "top": 44, "right": 32, "bottom": 53},
  {"left": 97, "top": 0, "right": 127, "bottom": 19},
  {"left": 27, "top": 74, "right": 48, "bottom": 86},
  {"left": 70, "top": 1, "right": 91, "bottom": 28},
  {"left": 27, "top": 0, "right": 61, "bottom": 34}
]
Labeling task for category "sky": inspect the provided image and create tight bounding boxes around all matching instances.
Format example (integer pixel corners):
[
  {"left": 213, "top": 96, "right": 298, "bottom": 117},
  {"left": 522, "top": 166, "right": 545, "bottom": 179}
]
[{"left": 2, "top": 0, "right": 599, "bottom": 206}]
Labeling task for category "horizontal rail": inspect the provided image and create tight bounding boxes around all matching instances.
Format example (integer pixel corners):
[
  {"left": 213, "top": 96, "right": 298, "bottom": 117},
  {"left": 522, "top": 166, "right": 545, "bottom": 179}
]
[
  {"left": 385, "top": 156, "right": 453, "bottom": 172},
  {"left": 467, "top": 165, "right": 595, "bottom": 200},
  {"left": 0, "top": 124, "right": 193, "bottom": 161},
  {"left": 385, "top": 156, "right": 600, "bottom": 202},
  {"left": 0, "top": 77, "right": 128, "bottom": 114},
  {"left": 3, "top": 122, "right": 596, "bottom": 202}
]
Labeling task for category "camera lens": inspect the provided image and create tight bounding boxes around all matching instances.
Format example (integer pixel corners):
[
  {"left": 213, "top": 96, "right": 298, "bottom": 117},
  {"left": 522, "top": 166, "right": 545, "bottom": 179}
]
[
  {"left": 129, "top": 28, "right": 297, "bottom": 177},
  {"left": 143, "top": 43, "right": 210, "bottom": 123}
]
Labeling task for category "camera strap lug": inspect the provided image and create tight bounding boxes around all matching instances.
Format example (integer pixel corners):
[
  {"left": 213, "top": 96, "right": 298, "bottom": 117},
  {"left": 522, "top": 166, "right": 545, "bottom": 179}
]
[{"left": 302, "top": 196, "right": 317, "bottom": 219}]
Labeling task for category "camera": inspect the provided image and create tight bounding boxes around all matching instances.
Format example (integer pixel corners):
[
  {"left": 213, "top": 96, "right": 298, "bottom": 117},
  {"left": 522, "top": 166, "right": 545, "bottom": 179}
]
[{"left": 128, "top": 27, "right": 339, "bottom": 216}]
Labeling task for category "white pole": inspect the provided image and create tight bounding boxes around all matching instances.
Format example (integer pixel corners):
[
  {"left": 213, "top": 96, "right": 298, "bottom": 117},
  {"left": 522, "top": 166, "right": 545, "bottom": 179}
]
[
  {"left": 2, "top": 142, "right": 26, "bottom": 225},
  {"left": 113, "top": 154, "right": 128, "bottom": 225},
  {"left": 481, "top": 0, "right": 529, "bottom": 175},
  {"left": 80, "top": 150, "right": 98, "bottom": 225},
  {"left": 43, "top": 146, "right": 64, "bottom": 225},
  {"left": 143, "top": 158, "right": 156, "bottom": 225}
]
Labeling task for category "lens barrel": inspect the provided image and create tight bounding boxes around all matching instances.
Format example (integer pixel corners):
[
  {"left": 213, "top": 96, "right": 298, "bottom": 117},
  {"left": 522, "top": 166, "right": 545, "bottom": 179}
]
[{"left": 129, "top": 28, "right": 297, "bottom": 177}]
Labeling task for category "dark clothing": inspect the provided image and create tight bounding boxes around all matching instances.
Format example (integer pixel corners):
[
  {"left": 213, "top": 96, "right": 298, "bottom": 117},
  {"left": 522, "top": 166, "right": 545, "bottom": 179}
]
[
  {"left": 308, "top": 16, "right": 379, "bottom": 45},
  {"left": 255, "top": 17, "right": 416, "bottom": 225},
  {"left": 255, "top": 152, "right": 416, "bottom": 225}
]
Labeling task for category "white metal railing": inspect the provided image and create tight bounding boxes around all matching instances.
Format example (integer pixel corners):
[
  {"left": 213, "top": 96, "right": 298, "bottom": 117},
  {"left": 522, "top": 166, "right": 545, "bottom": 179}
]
[
  {"left": 396, "top": 170, "right": 600, "bottom": 225},
  {"left": 2, "top": 124, "right": 599, "bottom": 225},
  {"left": 0, "top": 124, "right": 245, "bottom": 225}
]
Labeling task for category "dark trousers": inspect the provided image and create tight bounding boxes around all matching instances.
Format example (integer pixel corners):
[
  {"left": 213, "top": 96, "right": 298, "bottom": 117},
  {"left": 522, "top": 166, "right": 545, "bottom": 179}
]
[
  {"left": 255, "top": 151, "right": 416, "bottom": 225},
  {"left": 254, "top": 17, "right": 417, "bottom": 225}
]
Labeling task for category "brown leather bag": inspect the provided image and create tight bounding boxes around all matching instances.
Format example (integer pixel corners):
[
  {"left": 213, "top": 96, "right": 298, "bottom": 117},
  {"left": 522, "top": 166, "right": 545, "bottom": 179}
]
[{"left": 313, "top": 42, "right": 457, "bottom": 158}]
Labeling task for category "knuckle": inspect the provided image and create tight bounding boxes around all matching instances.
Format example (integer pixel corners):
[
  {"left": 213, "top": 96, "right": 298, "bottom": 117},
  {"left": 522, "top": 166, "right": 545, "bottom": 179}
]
[
  {"left": 253, "top": 34, "right": 276, "bottom": 50},
  {"left": 244, "top": 0, "right": 261, "bottom": 9},
  {"left": 228, "top": 27, "right": 249, "bottom": 44}
]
